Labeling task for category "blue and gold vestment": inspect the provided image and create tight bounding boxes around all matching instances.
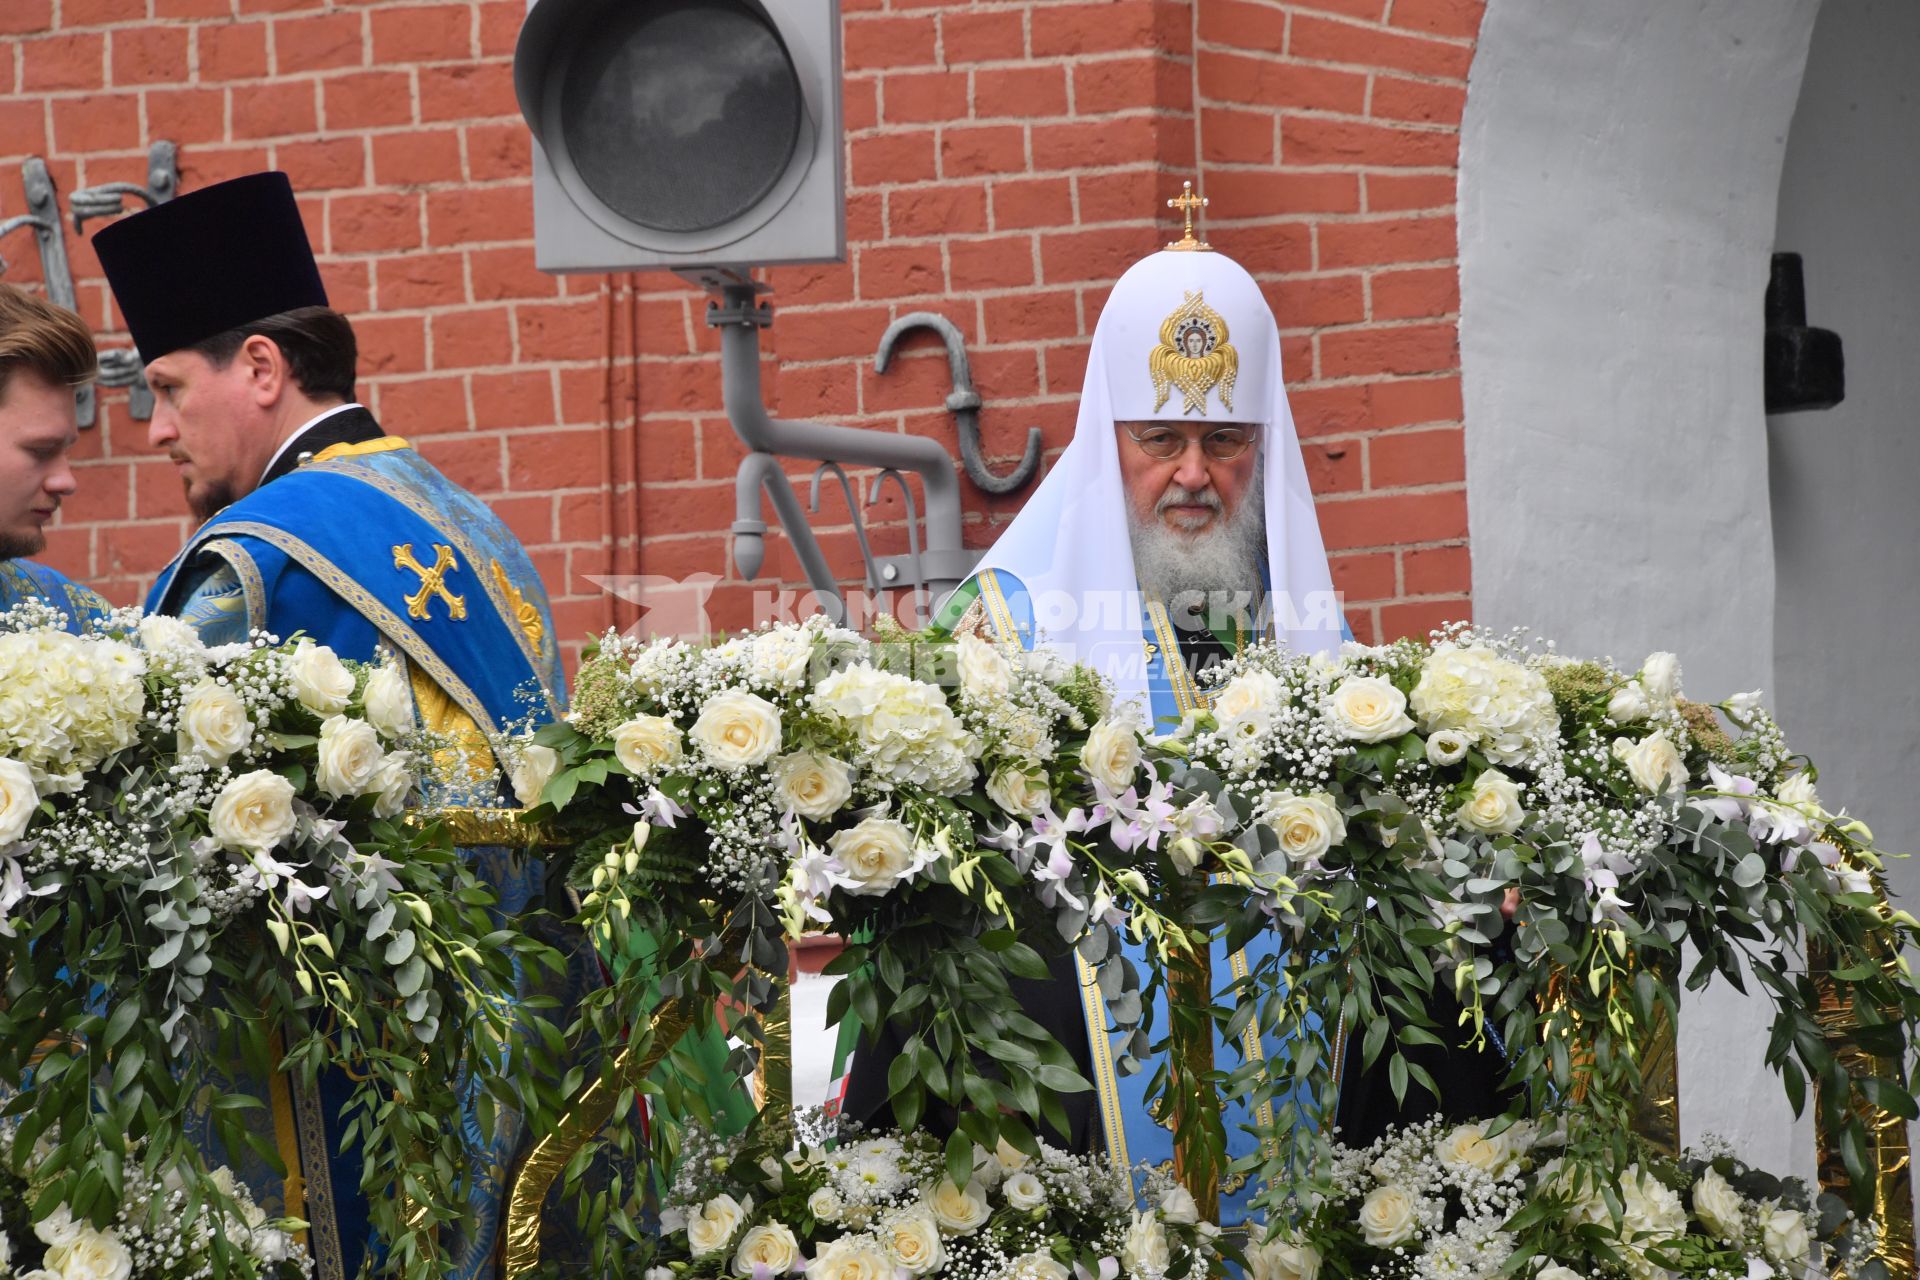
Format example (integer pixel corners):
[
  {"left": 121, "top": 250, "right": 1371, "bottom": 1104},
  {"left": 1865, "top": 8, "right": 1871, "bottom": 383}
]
[
  {"left": 148, "top": 434, "right": 569, "bottom": 1280},
  {"left": 843, "top": 569, "right": 1350, "bottom": 1226},
  {"left": 0, "top": 558, "right": 109, "bottom": 632}
]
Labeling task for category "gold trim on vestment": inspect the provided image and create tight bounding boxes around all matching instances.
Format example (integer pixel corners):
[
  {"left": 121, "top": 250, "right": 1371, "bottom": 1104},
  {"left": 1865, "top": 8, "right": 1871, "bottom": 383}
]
[
  {"left": 1074, "top": 951, "right": 1133, "bottom": 1179},
  {"left": 209, "top": 521, "right": 500, "bottom": 737},
  {"left": 264, "top": 1029, "right": 306, "bottom": 1244},
  {"left": 202, "top": 538, "right": 268, "bottom": 634},
  {"left": 291, "top": 1075, "right": 344, "bottom": 1280},
  {"left": 311, "top": 437, "right": 410, "bottom": 463}
]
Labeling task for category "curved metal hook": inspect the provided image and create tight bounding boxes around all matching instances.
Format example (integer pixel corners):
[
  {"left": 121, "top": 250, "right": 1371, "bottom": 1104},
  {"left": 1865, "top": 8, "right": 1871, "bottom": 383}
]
[
  {"left": 810, "top": 461, "right": 882, "bottom": 591},
  {"left": 0, "top": 215, "right": 52, "bottom": 276},
  {"left": 865, "top": 467, "right": 926, "bottom": 619},
  {"left": 874, "top": 311, "right": 1042, "bottom": 496}
]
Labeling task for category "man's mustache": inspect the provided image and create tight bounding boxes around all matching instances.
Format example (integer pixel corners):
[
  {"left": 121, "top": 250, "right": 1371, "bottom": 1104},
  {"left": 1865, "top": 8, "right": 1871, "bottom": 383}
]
[{"left": 1156, "top": 485, "right": 1222, "bottom": 514}]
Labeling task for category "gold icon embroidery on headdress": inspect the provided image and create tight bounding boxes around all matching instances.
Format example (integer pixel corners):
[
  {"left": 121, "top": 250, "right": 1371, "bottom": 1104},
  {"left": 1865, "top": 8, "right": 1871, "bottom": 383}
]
[{"left": 1149, "top": 290, "right": 1237, "bottom": 415}]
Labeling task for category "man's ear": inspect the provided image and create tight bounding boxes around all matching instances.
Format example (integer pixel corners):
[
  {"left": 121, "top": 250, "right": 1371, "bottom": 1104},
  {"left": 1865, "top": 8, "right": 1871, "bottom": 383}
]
[{"left": 239, "top": 334, "right": 289, "bottom": 408}]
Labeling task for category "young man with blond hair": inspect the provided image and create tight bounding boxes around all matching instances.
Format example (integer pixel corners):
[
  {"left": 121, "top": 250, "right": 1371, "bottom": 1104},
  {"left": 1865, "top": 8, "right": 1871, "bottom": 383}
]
[{"left": 0, "top": 282, "right": 107, "bottom": 629}]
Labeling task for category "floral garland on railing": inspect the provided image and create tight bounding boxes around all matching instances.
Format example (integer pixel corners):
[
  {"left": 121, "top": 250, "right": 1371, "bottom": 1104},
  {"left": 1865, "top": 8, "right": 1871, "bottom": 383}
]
[
  {"left": 1144, "top": 624, "right": 1918, "bottom": 1225},
  {"left": 0, "top": 1119, "right": 309, "bottom": 1280},
  {"left": 648, "top": 1111, "right": 1221, "bottom": 1280},
  {"left": 514, "top": 617, "right": 1208, "bottom": 1260},
  {"left": 515, "top": 617, "right": 1919, "bottom": 1273},
  {"left": 1260, "top": 1117, "right": 1884, "bottom": 1280},
  {"left": 0, "top": 602, "right": 544, "bottom": 1280}
]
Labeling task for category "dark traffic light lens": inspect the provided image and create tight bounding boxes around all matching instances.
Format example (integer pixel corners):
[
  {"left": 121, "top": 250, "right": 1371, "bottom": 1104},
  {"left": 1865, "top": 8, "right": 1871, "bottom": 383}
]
[{"left": 560, "top": 0, "right": 803, "bottom": 234}]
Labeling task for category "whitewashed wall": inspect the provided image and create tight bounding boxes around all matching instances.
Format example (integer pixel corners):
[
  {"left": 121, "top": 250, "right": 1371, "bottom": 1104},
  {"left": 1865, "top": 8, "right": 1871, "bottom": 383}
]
[
  {"left": 1459, "top": 0, "right": 1821, "bottom": 1176},
  {"left": 1769, "top": 0, "right": 1920, "bottom": 907}
]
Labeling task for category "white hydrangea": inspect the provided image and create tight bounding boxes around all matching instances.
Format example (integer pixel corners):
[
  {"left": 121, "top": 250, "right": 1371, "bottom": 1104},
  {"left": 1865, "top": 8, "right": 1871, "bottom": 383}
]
[
  {"left": 1409, "top": 643, "right": 1560, "bottom": 768},
  {"left": 812, "top": 664, "right": 977, "bottom": 795},
  {"left": 0, "top": 630, "right": 146, "bottom": 791}
]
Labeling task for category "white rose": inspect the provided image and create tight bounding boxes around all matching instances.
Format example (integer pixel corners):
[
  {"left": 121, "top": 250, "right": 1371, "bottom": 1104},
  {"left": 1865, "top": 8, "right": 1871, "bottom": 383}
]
[
  {"left": 0, "top": 1227, "right": 10, "bottom": 1269},
  {"left": 369, "top": 751, "right": 415, "bottom": 819},
  {"left": 646, "top": 1269, "right": 676, "bottom": 1280},
  {"left": 1622, "top": 733, "right": 1688, "bottom": 796},
  {"left": 686, "top": 1193, "right": 748, "bottom": 1259},
  {"left": 1328, "top": 676, "right": 1416, "bottom": 743},
  {"left": 1762, "top": 1208, "right": 1811, "bottom": 1269},
  {"left": 613, "top": 715, "right": 683, "bottom": 775},
  {"left": 1247, "top": 1237, "right": 1321, "bottom": 1280},
  {"left": 886, "top": 1209, "right": 948, "bottom": 1275},
  {"left": 1358, "top": 1184, "right": 1417, "bottom": 1248},
  {"left": 1083, "top": 718, "right": 1142, "bottom": 793},
  {"left": 826, "top": 816, "right": 924, "bottom": 896},
  {"left": 1003, "top": 1171, "right": 1048, "bottom": 1211},
  {"left": 1607, "top": 681, "right": 1650, "bottom": 723},
  {"left": 1619, "top": 1165, "right": 1687, "bottom": 1244},
  {"left": 288, "top": 642, "right": 354, "bottom": 715},
  {"left": 362, "top": 663, "right": 414, "bottom": 738},
  {"left": 0, "top": 758, "right": 38, "bottom": 844},
  {"left": 45, "top": 1226, "right": 132, "bottom": 1280},
  {"left": 510, "top": 743, "right": 560, "bottom": 807},
  {"left": 986, "top": 765, "right": 1051, "bottom": 819},
  {"left": 752, "top": 630, "right": 815, "bottom": 690},
  {"left": 1535, "top": 1267, "right": 1582, "bottom": 1280},
  {"left": 770, "top": 751, "right": 853, "bottom": 820},
  {"left": 175, "top": 680, "right": 254, "bottom": 766},
  {"left": 1691, "top": 1167, "right": 1744, "bottom": 1242},
  {"left": 690, "top": 690, "right": 784, "bottom": 768},
  {"left": 1214, "top": 670, "right": 1283, "bottom": 736},
  {"left": 209, "top": 770, "right": 297, "bottom": 855},
  {"left": 19, "top": 1271, "right": 59, "bottom": 1280},
  {"left": 993, "top": 1137, "right": 1031, "bottom": 1173},
  {"left": 1265, "top": 792, "right": 1346, "bottom": 867},
  {"left": 806, "top": 1236, "right": 893, "bottom": 1280},
  {"left": 1456, "top": 769, "right": 1525, "bottom": 836},
  {"left": 1425, "top": 729, "right": 1470, "bottom": 767},
  {"left": 1157, "top": 1185, "right": 1198, "bottom": 1226},
  {"left": 34, "top": 1206, "right": 83, "bottom": 1247},
  {"left": 137, "top": 613, "right": 206, "bottom": 660},
  {"left": 1009, "top": 1253, "right": 1071, "bottom": 1280},
  {"left": 316, "top": 716, "right": 384, "bottom": 799},
  {"left": 733, "top": 1222, "right": 802, "bottom": 1278},
  {"left": 1121, "top": 1210, "right": 1171, "bottom": 1277},
  {"left": 928, "top": 1179, "right": 991, "bottom": 1234},
  {"left": 1639, "top": 652, "right": 1681, "bottom": 708},
  {"left": 957, "top": 633, "right": 1015, "bottom": 701},
  {"left": 1436, "top": 1122, "right": 1515, "bottom": 1177},
  {"left": 807, "top": 1187, "right": 842, "bottom": 1222}
]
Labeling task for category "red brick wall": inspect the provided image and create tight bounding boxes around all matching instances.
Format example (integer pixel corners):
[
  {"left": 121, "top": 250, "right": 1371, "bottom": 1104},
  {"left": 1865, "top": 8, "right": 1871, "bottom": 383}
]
[{"left": 0, "top": 0, "right": 1481, "bottom": 659}]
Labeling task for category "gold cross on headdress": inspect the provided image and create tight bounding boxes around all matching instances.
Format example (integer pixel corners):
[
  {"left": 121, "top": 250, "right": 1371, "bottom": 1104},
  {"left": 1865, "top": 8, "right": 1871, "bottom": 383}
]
[{"left": 1166, "top": 180, "right": 1211, "bottom": 252}]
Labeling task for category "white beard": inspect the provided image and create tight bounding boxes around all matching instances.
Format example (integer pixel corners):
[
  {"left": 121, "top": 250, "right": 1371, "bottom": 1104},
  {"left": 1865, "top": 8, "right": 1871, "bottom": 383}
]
[{"left": 1126, "top": 464, "right": 1265, "bottom": 628}]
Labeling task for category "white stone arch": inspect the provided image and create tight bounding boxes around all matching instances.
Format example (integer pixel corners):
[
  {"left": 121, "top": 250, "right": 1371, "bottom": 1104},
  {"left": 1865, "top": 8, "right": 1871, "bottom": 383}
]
[{"left": 1458, "top": 0, "right": 1822, "bottom": 1174}]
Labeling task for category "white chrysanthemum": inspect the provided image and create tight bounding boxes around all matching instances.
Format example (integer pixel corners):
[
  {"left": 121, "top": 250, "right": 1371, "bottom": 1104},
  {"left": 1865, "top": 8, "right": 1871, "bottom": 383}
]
[
  {"left": 0, "top": 630, "right": 145, "bottom": 790},
  {"left": 1409, "top": 643, "right": 1560, "bottom": 767}
]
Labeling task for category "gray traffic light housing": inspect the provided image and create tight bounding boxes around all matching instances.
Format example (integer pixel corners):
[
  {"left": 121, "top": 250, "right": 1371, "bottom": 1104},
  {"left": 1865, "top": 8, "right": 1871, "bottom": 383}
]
[{"left": 514, "top": 0, "right": 844, "bottom": 273}]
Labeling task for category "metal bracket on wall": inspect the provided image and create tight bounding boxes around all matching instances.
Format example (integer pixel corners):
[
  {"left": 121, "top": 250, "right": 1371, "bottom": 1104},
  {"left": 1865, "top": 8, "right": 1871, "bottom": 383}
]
[
  {"left": 0, "top": 158, "right": 94, "bottom": 426},
  {"left": 874, "top": 311, "right": 1042, "bottom": 496},
  {"left": 72, "top": 140, "right": 179, "bottom": 423},
  {"left": 682, "top": 266, "right": 981, "bottom": 626}
]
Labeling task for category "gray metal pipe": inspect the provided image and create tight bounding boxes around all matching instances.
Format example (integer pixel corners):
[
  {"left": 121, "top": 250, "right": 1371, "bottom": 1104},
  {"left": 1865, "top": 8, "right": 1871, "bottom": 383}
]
[
  {"left": 713, "top": 284, "right": 975, "bottom": 600},
  {"left": 732, "top": 451, "right": 847, "bottom": 624}
]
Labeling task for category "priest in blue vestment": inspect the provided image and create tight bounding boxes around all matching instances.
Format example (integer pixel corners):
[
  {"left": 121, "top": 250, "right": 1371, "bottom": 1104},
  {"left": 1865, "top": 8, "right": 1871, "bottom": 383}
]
[
  {"left": 839, "top": 210, "right": 1508, "bottom": 1221},
  {"left": 92, "top": 172, "right": 579, "bottom": 1280},
  {"left": 0, "top": 283, "right": 109, "bottom": 630}
]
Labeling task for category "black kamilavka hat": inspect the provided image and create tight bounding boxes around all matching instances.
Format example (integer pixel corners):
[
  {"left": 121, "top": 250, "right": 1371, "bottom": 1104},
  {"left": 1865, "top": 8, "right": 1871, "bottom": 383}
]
[{"left": 93, "top": 171, "right": 331, "bottom": 363}]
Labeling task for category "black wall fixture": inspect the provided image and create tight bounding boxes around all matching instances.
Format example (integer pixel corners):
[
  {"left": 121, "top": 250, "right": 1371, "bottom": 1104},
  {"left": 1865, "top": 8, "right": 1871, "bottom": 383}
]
[{"left": 1765, "top": 252, "right": 1845, "bottom": 414}]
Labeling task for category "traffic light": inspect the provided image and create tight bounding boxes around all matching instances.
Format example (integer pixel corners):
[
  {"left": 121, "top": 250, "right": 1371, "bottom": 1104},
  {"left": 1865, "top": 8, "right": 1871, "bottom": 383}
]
[{"left": 513, "top": 0, "right": 845, "bottom": 273}]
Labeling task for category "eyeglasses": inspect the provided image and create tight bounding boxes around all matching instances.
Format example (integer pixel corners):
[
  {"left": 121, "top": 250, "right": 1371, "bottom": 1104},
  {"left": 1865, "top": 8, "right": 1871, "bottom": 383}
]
[{"left": 1124, "top": 423, "right": 1257, "bottom": 461}]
